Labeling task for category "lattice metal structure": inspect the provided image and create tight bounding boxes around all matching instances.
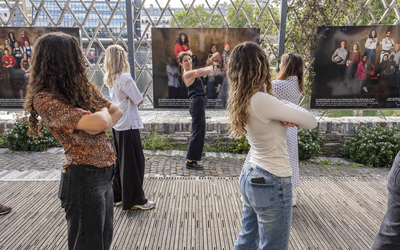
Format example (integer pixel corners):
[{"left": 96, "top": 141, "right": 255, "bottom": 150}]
[{"left": 0, "top": 0, "right": 399, "bottom": 107}]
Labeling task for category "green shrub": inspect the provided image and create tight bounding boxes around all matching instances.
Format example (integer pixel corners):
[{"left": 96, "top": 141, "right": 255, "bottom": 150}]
[
  {"left": 3, "top": 119, "right": 59, "bottom": 152},
  {"left": 229, "top": 137, "right": 250, "bottom": 154},
  {"left": 142, "top": 132, "right": 173, "bottom": 151},
  {"left": 341, "top": 125, "right": 400, "bottom": 167},
  {"left": 298, "top": 128, "right": 325, "bottom": 160},
  {"left": 106, "top": 128, "right": 113, "bottom": 143},
  {"left": 0, "top": 134, "right": 5, "bottom": 148}
]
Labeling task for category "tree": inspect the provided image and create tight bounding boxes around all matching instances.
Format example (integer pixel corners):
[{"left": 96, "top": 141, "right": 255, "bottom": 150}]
[
  {"left": 170, "top": 5, "right": 223, "bottom": 28},
  {"left": 226, "top": 0, "right": 256, "bottom": 28}
]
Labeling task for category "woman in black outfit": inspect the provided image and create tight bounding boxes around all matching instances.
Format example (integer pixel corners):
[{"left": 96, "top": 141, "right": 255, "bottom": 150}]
[{"left": 178, "top": 51, "right": 213, "bottom": 169}]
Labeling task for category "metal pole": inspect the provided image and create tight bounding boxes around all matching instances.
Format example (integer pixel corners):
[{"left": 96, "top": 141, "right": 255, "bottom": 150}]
[
  {"left": 277, "top": 0, "right": 288, "bottom": 70},
  {"left": 126, "top": 0, "right": 136, "bottom": 80}
]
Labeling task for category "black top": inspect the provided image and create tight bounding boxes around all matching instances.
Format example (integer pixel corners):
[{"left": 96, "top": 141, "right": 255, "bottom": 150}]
[
  {"left": 187, "top": 77, "right": 206, "bottom": 99},
  {"left": 22, "top": 59, "right": 29, "bottom": 70}
]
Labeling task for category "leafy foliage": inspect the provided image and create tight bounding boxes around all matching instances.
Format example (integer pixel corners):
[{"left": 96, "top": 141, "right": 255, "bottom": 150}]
[
  {"left": 229, "top": 137, "right": 250, "bottom": 154},
  {"left": 142, "top": 132, "right": 173, "bottom": 151},
  {"left": 3, "top": 119, "right": 59, "bottom": 152},
  {"left": 171, "top": 5, "right": 223, "bottom": 28},
  {"left": 298, "top": 128, "right": 325, "bottom": 160},
  {"left": 341, "top": 125, "right": 400, "bottom": 167}
]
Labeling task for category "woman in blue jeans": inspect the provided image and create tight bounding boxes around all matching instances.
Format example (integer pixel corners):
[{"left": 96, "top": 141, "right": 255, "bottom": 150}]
[
  {"left": 371, "top": 151, "right": 400, "bottom": 250},
  {"left": 226, "top": 42, "right": 317, "bottom": 250}
]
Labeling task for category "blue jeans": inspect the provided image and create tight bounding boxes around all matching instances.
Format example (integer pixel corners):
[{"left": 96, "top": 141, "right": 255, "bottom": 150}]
[
  {"left": 59, "top": 164, "right": 114, "bottom": 250},
  {"left": 371, "top": 152, "right": 400, "bottom": 250},
  {"left": 233, "top": 163, "right": 292, "bottom": 250},
  {"left": 365, "top": 49, "right": 376, "bottom": 65}
]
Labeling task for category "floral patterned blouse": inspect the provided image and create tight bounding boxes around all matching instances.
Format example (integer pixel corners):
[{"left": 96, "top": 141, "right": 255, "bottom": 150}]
[{"left": 33, "top": 92, "right": 116, "bottom": 169}]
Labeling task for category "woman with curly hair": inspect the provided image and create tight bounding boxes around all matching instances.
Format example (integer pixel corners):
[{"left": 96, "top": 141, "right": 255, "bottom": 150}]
[
  {"left": 24, "top": 33, "right": 122, "bottom": 250},
  {"left": 174, "top": 32, "right": 191, "bottom": 59},
  {"left": 8, "top": 32, "right": 17, "bottom": 49},
  {"left": 178, "top": 51, "right": 212, "bottom": 169},
  {"left": 227, "top": 42, "right": 317, "bottom": 250},
  {"left": 104, "top": 45, "right": 155, "bottom": 211}
]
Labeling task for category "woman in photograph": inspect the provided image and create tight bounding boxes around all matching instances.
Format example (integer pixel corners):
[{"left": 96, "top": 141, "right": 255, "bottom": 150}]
[
  {"left": 104, "top": 45, "right": 156, "bottom": 211},
  {"left": 228, "top": 42, "right": 317, "bottom": 250},
  {"left": 21, "top": 52, "right": 31, "bottom": 87},
  {"left": 365, "top": 29, "right": 378, "bottom": 67},
  {"left": 377, "top": 54, "right": 395, "bottom": 92},
  {"left": 205, "top": 43, "right": 222, "bottom": 99},
  {"left": 166, "top": 57, "right": 180, "bottom": 98},
  {"left": 4, "top": 39, "right": 11, "bottom": 54},
  {"left": 174, "top": 32, "right": 191, "bottom": 60},
  {"left": 179, "top": 51, "right": 213, "bottom": 169},
  {"left": 8, "top": 32, "right": 17, "bottom": 49},
  {"left": 357, "top": 54, "right": 375, "bottom": 93},
  {"left": 2, "top": 48, "right": 16, "bottom": 68},
  {"left": 24, "top": 40, "right": 33, "bottom": 57},
  {"left": 24, "top": 32, "right": 122, "bottom": 250},
  {"left": 346, "top": 43, "right": 360, "bottom": 80},
  {"left": 216, "top": 42, "right": 231, "bottom": 108},
  {"left": 13, "top": 41, "right": 23, "bottom": 69}
]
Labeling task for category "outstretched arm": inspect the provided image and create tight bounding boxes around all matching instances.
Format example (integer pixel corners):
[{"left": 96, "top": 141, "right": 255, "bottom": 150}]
[{"left": 183, "top": 66, "right": 213, "bottom": 86}]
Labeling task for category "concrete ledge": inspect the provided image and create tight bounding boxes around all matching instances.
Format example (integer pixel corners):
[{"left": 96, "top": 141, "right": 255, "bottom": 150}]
[{"left": 2, "top": 116, "right": 400, "bottom": 157}]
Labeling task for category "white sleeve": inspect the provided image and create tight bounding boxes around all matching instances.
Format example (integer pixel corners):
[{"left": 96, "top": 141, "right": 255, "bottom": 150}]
[
  {"left": 365, "top": 38, "right": 371, "bottom": 47},
  {"left": 251, "top": 93, "right": 317, "bottom": 129},
  {"left": 120, "top": 74, "right": 143, "bottom": 105},
  {"left": 332, "top": 49, "right": 338, "bottom": 61}
]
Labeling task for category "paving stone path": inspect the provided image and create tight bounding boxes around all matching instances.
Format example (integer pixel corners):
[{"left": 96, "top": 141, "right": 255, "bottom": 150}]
[{"left": 0, "top": 148, "right": 390, "bottom": 180}]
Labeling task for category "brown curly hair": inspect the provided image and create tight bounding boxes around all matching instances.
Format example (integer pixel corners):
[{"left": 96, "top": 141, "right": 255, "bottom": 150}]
[
  {"left": 24, "top": 32, "right": 105, "bottom": 137},
  {"left": 227, "top": 42, "right": 273, "bottom": 139}
]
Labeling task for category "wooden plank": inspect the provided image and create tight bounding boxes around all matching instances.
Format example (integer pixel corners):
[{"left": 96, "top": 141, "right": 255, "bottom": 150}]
[{"left": 0, "top": 177, "right": 388, "bottom": 250}]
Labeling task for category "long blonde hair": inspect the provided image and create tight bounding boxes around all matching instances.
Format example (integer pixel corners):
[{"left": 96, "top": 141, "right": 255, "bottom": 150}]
[
  {"left": 276, "top": 53, "right": 305, "bottom": 92},
  {"left": 227, "top": 42, "right": 273, "bottom": 139},
  {"left": 104, "top": 45, "right": 130, "bottom": 88}
]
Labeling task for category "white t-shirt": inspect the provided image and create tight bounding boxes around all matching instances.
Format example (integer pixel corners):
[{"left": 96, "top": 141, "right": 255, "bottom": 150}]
[
  {"left": 167, "top": 65, "right": 180, "bottom": 88},
  {"left": 246, "top": 92, "right": 317, "bottom": 177},
  {"left": 365, "top": 38, "right": 378, "bottom": 50},
  {"left": 109, "top": 72, "right": 144, "bottom": 131}
]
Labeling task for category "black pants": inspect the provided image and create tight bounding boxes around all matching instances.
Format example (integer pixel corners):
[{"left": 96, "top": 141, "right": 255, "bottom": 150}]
[
  {"left": 187, "top": 95, "right": 207, "bottom": 161},
  {"left": 112, "top": 128, "right": 147, "bottom": 210},
  {"left": 59, "top": 164, "right": 114, "bottom": 250}
]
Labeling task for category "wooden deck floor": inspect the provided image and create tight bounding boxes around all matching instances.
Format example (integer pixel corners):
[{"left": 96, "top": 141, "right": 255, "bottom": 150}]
[{"left": 0, "top": 177, "right": 387, "bottom": 250}]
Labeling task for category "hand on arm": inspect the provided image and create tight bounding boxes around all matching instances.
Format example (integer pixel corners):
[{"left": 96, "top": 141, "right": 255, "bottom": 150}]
[
  {"left": 107, "top": 103, "right": 123, "bottom": 128},
  {"left": 75, "top": 107, "right": 112, "bottom": 135},
  {"left": 253, "top": 93, "right": 317, "bottom": 129}
]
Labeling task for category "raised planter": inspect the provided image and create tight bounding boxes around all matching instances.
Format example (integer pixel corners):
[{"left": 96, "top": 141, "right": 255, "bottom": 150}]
[{"left": 2, "top": 116, "right": 400, "bottom": 157}]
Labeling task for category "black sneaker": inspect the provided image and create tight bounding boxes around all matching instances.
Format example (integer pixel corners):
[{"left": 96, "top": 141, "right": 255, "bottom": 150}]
[
  {"left": 186, "top": 161, "right": 203, "bottom": 169},
  {"left": 0, "top": 204, "right": 11, "bottom": 215}
]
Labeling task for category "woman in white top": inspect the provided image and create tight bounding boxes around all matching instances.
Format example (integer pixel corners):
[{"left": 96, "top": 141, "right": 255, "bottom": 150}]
[
  {"left": 228, "top": 42, "right": 317, "bottom": 250},
  {"left": 245, "top": 53, "right": 305, "bottom": 206},
  {"left": 104, "top": 45, "right": 155, "bottom": 211},
  {"left": 365, "top": 29, "right": 378, "bottom": 67}
]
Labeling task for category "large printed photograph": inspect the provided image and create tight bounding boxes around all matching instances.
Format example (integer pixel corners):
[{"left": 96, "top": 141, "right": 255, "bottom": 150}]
[
  {"left": 0, "top": 27, "right": 80, "bottom": 110},
  {"left": 152, "top": 28, "right": 260, "bottom": 109},
  {"left": 311, "top": 25, "right": 400, "bottom": 109}
]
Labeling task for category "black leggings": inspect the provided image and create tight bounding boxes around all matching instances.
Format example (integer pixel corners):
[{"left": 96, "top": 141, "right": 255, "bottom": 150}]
[{"left": 187, "top": 95, "right": 207, "bottom": 161}]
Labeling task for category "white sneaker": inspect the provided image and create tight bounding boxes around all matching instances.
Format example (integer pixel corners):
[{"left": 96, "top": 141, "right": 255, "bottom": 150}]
[
  {"left": 292, "top": 194, "right": 297, "bottom": 207},
  {"left": 132, "top": 200, "right": 156, "bottom": 210},
  {"left": 363, "top": 87, "right": 368, "bottom": 92}
]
